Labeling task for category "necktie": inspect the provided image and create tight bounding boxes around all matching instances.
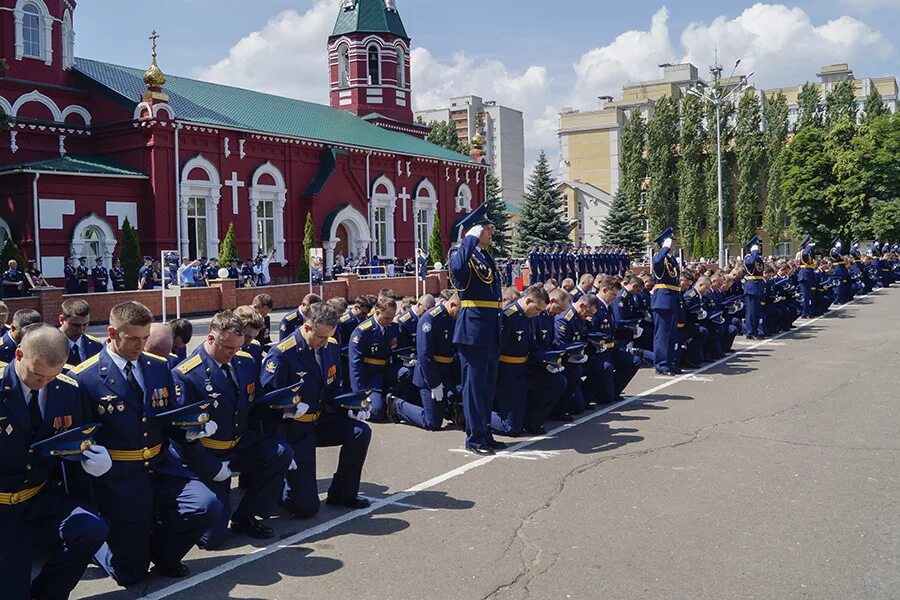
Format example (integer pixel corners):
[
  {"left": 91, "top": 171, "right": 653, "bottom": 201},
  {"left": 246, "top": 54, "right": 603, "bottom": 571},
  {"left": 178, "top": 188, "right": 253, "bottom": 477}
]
[
  {"left": 124, "top": 361, "right": 143, "bottom": 400},
  {"left": 221, "top": 363, "right": 239, "bottom": 395},
  {"left": 314, "top": 349, "right": 324, "bottom": 375},
  {"left": 69, "top": 342, "right": 81, "bottom": 365},
  {"left": 28, "top": 389, "right": 42, "bottom": 433}
]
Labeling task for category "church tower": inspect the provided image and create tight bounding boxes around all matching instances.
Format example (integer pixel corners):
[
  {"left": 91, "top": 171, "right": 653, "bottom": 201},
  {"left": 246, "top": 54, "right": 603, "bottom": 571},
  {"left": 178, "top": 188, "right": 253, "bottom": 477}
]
[{"left": 328, "top": 0, "right": 414, "bottom": 125}]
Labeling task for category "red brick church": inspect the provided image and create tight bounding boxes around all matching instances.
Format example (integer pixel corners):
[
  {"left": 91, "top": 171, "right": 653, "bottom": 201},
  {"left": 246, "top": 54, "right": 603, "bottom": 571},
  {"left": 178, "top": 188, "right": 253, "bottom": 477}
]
[{"left": 0, "top": 0, "right": 485, "bottom": 283}]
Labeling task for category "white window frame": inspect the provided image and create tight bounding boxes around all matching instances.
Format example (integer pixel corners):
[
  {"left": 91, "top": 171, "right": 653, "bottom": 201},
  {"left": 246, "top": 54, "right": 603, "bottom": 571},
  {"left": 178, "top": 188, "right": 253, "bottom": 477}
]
[
  {"left": 185, "top": 196, "right": 209, "bottom": 261},
  {"left": 14, "top": 0, "right": 53, "bottom": 65},
  {"left": 248, "top": 161, "right": 287, "bottom": 261},
  {"left": 70, "top": 213, "right": 117, "bottom": 268},
  {"left": 61, "top": 9, "right": 74, "bottom": 70},
  {"left": 396, "top": 46, "right": 406, "bottom": 89},
  {"left": 180, "top": 155, "right": 221, "bottom": 260},
  {"left": 338, "top": 43, "right": 350, "bottom": 89},
  {"left": 455, "top": 183, "right": 472, "bottom": 213},
  {"left": 414, "top": 179, "right": 437, "bottom": 249},
  {"left": 367, "top": 43, "right": 381, "bottom": 86},
  {"left": 371, "top": 174, "right": 396, "bottom": 259}
]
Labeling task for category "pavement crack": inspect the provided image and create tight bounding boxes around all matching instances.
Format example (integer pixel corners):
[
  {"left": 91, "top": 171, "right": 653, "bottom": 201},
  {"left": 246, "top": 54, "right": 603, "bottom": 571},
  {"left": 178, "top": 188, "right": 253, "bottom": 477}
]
[{"left": 729, "top": 432, "right": 900, "bottom": 452}]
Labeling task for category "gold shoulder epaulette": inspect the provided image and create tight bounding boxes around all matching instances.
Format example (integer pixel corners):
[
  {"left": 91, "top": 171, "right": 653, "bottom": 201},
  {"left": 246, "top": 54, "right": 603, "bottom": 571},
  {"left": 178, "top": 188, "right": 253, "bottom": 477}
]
[
  {"left": 503, "top": 304, "right": 518, "bottom": 317},
  {"left": 235, "top": 350, "right": 253, "bottom": 359},
  {"left": 430, "top": 306, "right": 443, "bottom": 317},
  {"left": 142, "top": 351, "right": 167, "bottom": 362},
  {"left": 340, "top": 313, "right": 351, "bottom": 323},
  {"left": 327, "top": 336, "right": 338, "bottom": 345},
  {"left": 359, "top": 320, "right": 373, "bottom": 331},
  {"left": 85, "top": 333, "right": 104, "bottom": 343},
  {"left": 398, "top": 313, "right": 411, "bottom": 323},
  {"left": 250, "top": 339, "right": 261, "bottom": 346},
  {"left": 564, "top": 310, "right": 574, "bottom": 321},
  {"left": 176, "top": 354, "right": 202, "bottom": 374},
  {"left": 285, "top": 312, "right": 297, "bottom": 321},
  {"left": 277, "top": 335, "right": 297, "bottom": 352},
  {"left": 56, "top": 373, "right": 78, "bottom": 387},
  {"left": 69, "top": 353, "right": 100, "bottom": 374}
]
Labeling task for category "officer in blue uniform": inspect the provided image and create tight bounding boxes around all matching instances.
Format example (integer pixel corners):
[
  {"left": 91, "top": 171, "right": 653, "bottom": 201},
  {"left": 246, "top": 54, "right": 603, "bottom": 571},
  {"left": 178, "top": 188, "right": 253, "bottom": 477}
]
[
  {"left": 138, "top": 256, "right": 155, "bottom": 290},
  {"left": 797, "top": 235, "right": 816, "bottom": 318},
  {"left": 279, "top": 293, "right": 322, "bottom": 340},
  {"left": 59, "top": 299, "right": 103, "bottom": 366},
  {"left": 651, "top": 227, "right": 681, "bottom": 375},
  {"left": 830, "top": 237, "right": 851, "bottom": 304},
  {"left": 592, "top": 276, "right": 640, "bottom": 401},
  {"left": 554, "top": 294, "right": 596, "bottom": 414},
  {"left": 109, "top": 258, "right": 126, "bottom": 291},
  {"left": 681, "top": 280, "right": 712, "bottom": 365},
  {"left": 260, "top": 302, "right": 372, "bottom": 517},
  {"left": 173, "top": 311, "right": 292, "bottom": 548},
  {"left": 91, "top": 257, "right": 109, "bottom": 292},
  {"left": 0, "top": 309, "right": 43, "bottom": 364},
  {"left": 74, "top": 257, "right": 90, "bottom": 293},
  {"left": 742, "top": 236, "right": 765, "bottom": 339},
  {"left": 395, "top": 296, "right": 433, "bottom": 349},
  {"left": 491, "top": 285, "right": 561, "bottom": 435},
  {"left": 227, "top": 258, "right": 241, "bottom": 281},
  {"left": 388, "top": 294, "right": 461, "bottom": 431},
  {"left": 348, "top": 298, "right": 400, "bottom": 421},
  {"left": 449, "top": 204, "right": 504, "bottom": 454},
  {"left": 1, "top": 259, "right": 25, "bottom": 298},
  {"left": 71, "top": 301, "right": 222, "bottom": 585},
  {"left": 63, "top": 257, "right": 79, "bottom": 294},
  {"left": 0, "top": 326, "right": 111, "bottom": 600}
]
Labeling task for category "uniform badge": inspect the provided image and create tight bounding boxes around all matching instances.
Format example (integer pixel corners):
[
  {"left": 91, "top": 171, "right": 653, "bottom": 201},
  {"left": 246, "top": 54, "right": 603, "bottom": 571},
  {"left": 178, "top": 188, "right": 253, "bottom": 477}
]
[
  {"left": 266, "top": 361, "right": 277, "bottom": 374},
  {"left": 246, "top": 383, "right": 255, "bottom": 395},
  {"left": 352, "top": 335, "right": 361, "bottom": 344},
  {"left": 209, "top": 392, "right": 222, "bottom": 399},
  {"left": 422, "top": 323, "right": 432, "bottom": 333},
  {"left": 97, "top": 404, "right": 106, "bottom": 416},
  {"left": 116, "top": 403, "right": 125, "bottom": 412},
  {"left": 4, "top": 424, "right": 12, "bottom": 435}
]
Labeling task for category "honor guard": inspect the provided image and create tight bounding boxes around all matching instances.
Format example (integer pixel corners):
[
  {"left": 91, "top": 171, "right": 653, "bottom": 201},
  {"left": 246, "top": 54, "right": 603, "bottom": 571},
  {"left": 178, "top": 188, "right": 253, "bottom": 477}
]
[
  {"left": 75, "top": 257, "right": 90, "bottom": 293},
  {"left": 173, "top": 311, "right": 292, "bottom": 548},
  {"left": 110, "top": 258, "right": 126, "bottom": 291},
  {"left": 70, "top": 301, "right": 221, "bottom": 586},
  {"left": 260, "top": 303, "right": 372, "bottom": 518},
  {"left": 448, "top": 204, "right": 504, "bottom": 455},
  {"left": 348, "top": 298, "right": 400, "bottom": 421},
  {"left": 742, "top": 236, "right": 765, "bottom": 339},
  {"left": 651, "top": 228, "right": 681, "bottom": 375},
  {"left": 64, "top": 257, "right": 80, "bottom": 294},
  {"left": 0, "top": 326, "right": 110, "bottom": 600},
  {"left": 91, "top": 257, "right": 109, "bottom": 292},
  {"left": 59, "top": 299, "right": 103, "bottom": 367}
]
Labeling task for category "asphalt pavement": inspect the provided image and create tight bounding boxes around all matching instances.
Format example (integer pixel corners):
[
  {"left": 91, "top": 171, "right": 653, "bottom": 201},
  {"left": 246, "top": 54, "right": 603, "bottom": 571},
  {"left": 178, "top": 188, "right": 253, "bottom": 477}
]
[{"left": 73, "top": 288, "right": 900, "bottom": 600}]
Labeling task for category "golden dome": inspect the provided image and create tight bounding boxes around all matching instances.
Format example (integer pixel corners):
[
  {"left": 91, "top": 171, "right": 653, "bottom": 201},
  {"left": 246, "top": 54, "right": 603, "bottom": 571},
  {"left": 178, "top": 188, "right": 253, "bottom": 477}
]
[
  {"left": 143, "top": 58, "right": 166, "bottom": 89},
  {"left": 471, "top": 131, "right": 486, "bottom": 147}
]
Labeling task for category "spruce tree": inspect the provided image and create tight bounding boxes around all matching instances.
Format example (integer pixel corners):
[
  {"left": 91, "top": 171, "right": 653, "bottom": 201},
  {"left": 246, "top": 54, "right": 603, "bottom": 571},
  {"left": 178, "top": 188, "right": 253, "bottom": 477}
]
[
  {"left": 646, "top": 95, "right": 679, "bottom": 238},
  {"left": 120, "top": 217, "right": 141, "bottom": 290},
  {"left": 735, "top": 90, "right": 765, "bottom": 244},
  {"left": 298, "top": 211, "right": 315, "bottom": 282},
  {"left": 218, "top": 223, "right": 238, "bottom": 265},
  {"left": 825, "top": 80, "right": 858, "bottom": 128},
  {"left": 601, "top": 192, "right": 645, "bottom": 260},
  {"left": 862, "top": 87, "right": 888, "bottom": 126},
  {"left": 619, "top": 111, "right": 648, "bottom": 211},
  {"left": 513, "top": 151, "right": 569, "bottom": 255},
  {"left": 484, "top": 171, "right": 510, "bottom": 256},
  {"left": 763, "top": 92, "right": 790, "bottom": 247},
  {"left": 677, "top": 94, "right": 706, "bottom": 257},
  {"left": 0, "top": 238, "right": 26, "bottom": 268},
  {"left": 428, "top": 212, "right": 444, "bottom": 265},
  {"left": 797, "top": 82, "right": 823, "bottom": 130}
]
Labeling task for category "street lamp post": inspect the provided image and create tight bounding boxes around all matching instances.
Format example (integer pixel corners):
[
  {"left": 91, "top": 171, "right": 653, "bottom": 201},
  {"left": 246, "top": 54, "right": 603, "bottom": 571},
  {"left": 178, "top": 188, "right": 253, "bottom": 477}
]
[{"left": 687, "top": 61, "right": 753, "bottom": 267}]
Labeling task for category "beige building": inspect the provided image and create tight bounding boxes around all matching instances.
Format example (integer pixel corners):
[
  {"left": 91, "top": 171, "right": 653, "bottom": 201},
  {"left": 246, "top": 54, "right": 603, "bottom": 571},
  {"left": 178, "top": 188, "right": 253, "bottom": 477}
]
[{"left": 558, "top": 62, "right": 899, "bottom": 254}]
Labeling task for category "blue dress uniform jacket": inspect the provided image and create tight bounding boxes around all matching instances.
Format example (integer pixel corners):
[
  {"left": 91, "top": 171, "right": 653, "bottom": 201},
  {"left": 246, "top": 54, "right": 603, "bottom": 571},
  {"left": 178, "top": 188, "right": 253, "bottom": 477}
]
[
  {"left": 68, "top": 333, "right": 104, "bottom": 366},
  {"left": 76, "top": 264, "right": 90, "bottom": 293},
  {"left": 279, "top": 307, "right": 304, "bottom": 339},
  {"left": 64, "top": 263, "right": 79, "bottom": 294},
  {"left": 71, "top": 348, "right": 220, "bottom": 586},
  {"left": 348, "top": 316, "right": 399, "bottom": 421},
  {"left": 530, "top": 311, "right": 555, "bottom": 351},
  {"left": 593, "top": 300, "right": 640, "bottom": 402},
  {"left": 0, "top": 331, "right": 17, "bottom": 363},
  {"left": 337, "top": 310, "right": 363, "bottom": 350},
  {"left": 172, "top": 345, "right": 291, "bottom": 549},
  {"left": 110, "top": 266, "right": 126, "bottom": 291},
  {"left": 92, "top": 265, "right": 109, "bottom": 291},
  {"left": 0, "top": 363, "right": 109, "bottom": 600},
  {"left": 1, "top": 267, "right": 24, "bottom": 297},
  {"left": 743, "top": 250, "right": 765, "bottom": 337},
  {"left": 242, "top": 339, "right": 264, "bottom": 371},
  {"left": 260, "top": 332, "right": 370, "bottom": 517},
  {"left": 449, "top": 234, "right": 503, "bottom": 449},
  {"left": 395, "top": 308, "right": 419, "bottom": 349},
  {"left": 798, "top": 247, "right": 816, "bottom": 318},
  {"left": 553, "top": 306, "right": 588, "bottom": 414},
  {"left": 651, "top": 246, "right": 680, "bottom": 374}
]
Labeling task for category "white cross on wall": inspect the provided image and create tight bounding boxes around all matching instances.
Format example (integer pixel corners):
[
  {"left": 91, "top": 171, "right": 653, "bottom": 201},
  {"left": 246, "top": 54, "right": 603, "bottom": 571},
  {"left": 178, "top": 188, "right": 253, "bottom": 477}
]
[
  {"left": 398, "top": 187, "right": 411, "bottom": 222},
  {"left": 225, "top": 172, "right": 245, "bottom": 214}
]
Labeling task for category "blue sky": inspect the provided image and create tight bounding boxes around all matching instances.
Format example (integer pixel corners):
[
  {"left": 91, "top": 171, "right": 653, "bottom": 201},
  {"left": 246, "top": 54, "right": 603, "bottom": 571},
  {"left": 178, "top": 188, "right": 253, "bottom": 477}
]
[{"left": 75, "top": 0, "right": 900, "bottom": 165}]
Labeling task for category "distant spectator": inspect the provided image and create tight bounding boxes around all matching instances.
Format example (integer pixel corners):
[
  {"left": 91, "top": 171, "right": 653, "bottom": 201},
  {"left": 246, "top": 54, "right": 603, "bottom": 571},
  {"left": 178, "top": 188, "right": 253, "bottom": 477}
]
[{"left": 2, "top": 259, "right": 25, "bottom": 298}]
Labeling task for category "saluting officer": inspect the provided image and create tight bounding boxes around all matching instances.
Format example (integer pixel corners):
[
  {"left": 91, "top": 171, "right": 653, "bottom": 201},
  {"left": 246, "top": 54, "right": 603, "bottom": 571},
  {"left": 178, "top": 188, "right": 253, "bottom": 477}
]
[
  {"left": 448, "top": 204, "right": 504, "bottom": 455},
  {"left": 651, "top": 228, "right": 681, "bottom": 376},
  {"left": 348, "top": 297, "right": 400, "bottom": 421},
  {"left": 71, "top": 301, "right": 221, "bottom": 585},
  {"left": 797, "top": 235, "right": 816, "bottom": 318},
  {"left": 260, "top": 302, "right": 372, "bottom": 517},
  {"left": 742, "top": 236, "right": 765, "bottom": 339},
  {"left": 0, "top": 325, "right": 111, "bottom": 600},
  {"left": 173, "top": 311, "right": 292, "bottom": 547}
]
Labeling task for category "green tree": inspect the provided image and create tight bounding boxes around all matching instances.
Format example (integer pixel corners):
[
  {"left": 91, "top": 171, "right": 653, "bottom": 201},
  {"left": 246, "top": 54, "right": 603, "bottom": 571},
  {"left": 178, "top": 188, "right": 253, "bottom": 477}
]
[
  {"left": 704, "top": 96, "right": 736, "bottom": 242},
  {"left": 797, "top": 82, "right": 823, "bottom": 130},
  {"left": 120, "top": 217, "right": 141, "bottom": 290},
  {"left": 484, "top": 171, "right": 511, "bottom": 256},
  {"left": 734, "top": 90, "right": 765, "bottom": 244},
  {"left": 781, "top": 127, "right": 836, "bottom": 245},
  {"left": 428, "top": 212, "right": 444, "bottom": 265},
  {"left": 677, "top": 94, "right": 706, "bottom": 257},
  {"left": 0, "top": 238, "right": 26, "bottom": 268},
  {"left": 862, "top": 88, "right": 888, "bottom": 127},
  {"left": 826, "top": 115, "right": 868, "bottom": 239},
  {"left": 646, "top": 95, "right": 679, "bottom": 237},
  {"left": 426, "top": 121, "right": 465, "bottom": 154},
  {"left": 513, "top": 151, "right": 570, "bottom": 255},
  {"left": 601, "top": 192, "right": 645, "bottom": 260},
  {"left": 871, "top": 198, "right": 900, "bottom": 240},
  {"left": 825, "top": 80, "right": 858, "bottom": 129},
  {"left": 763, "top": 92, "right": 790, "bottom": 246},
  {"left": 218, "top": 223, "right": 237, "bottom": 265},
  {"left": 298, "top": 211, "right": 314, "bottom": 282},
  {"left": 619, "top": 111, "right": 648, "bottom": 211}
]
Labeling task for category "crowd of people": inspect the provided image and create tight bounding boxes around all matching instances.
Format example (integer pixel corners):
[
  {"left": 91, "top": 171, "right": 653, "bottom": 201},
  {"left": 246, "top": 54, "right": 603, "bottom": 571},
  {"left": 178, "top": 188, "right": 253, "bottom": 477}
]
[{"left": 1, "top": 196, "right": 898, "bottom": 598}]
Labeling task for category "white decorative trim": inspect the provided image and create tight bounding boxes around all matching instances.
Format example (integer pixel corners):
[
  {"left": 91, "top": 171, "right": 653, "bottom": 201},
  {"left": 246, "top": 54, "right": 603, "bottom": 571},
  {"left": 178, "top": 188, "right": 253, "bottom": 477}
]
[
  {"left": 180, "top": 155, "right": 222, "bottom": 258},
  {"left": 371, "top": 174, "right": 397, "bottom": 258},
  {"left": 223, "top": 137, "right": 231, "bottom": 158},
  {"left": 455, "top": 183, "right": 473, "bottom": 213},
  {"left": 238, "top": 139, "right": 246, "bottom": 160},
  {"left": 61, "top": 9, "right": 73, "bottom": 69},
  {"left": 0, "top": 217, "right": 12, "bottom": 248},
  {"left": 58, "top": 134, "right": 65, "bottom": 156},
  {"left": 249, "top": 161, "right": 287, "bottom": 261},
  {"left": 0, "top": 96, "right": 12, "bottom": 119},
  {"left": 152, "top": 103, "right": 173, "bottom": 119},
  {"left": 134, "top": 101, "right": 152, "bottom": 120},
  {"left": 12, "top": 90, "right": 62, "bottom": 122},
  {"left": 9, "top": 131, "right": 18, "bottom": 154},
  {"left": 60, "top": 104, "right": 91, "bottom": 125},
  {"left": 38, "top": 198, "right": 75, "bottom": 229},
  {"left": 326, "top": 204, "right": 371, "bottom": 271},
  {"left": 105, "top": 201, "right": 138, "bottom": 229},
  {"left": 70, "top": 212, "right": 117, "bottom": 267},
  {"left": 14, "top": 0, "right": 53, "bottom": 65}
]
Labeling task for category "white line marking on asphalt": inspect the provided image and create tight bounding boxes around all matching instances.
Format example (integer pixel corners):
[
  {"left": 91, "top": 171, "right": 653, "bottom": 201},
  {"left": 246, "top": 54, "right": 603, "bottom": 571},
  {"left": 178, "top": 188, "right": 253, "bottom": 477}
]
[
  {"left": 653, "top": 374, "right": 714, "bottom": 383},
  {"left": 732, "top": 340, "right": 785, "bottom": 347},
  {"left": 139, "top": 291, "right": 878, "bottom": 600},
  {"left": 360, "top": 496, "right": 439, "bottom": 512},
  {"left": 448, "top": 448, "right": 561, "bottom": 460}
]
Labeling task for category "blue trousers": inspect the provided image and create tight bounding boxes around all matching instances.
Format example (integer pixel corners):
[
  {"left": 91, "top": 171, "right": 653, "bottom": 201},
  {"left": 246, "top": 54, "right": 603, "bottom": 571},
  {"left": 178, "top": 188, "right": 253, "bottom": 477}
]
[
  {"left": 799, "top": 280, "right": 814, "bottom": 317},
  {"left": 396, "top": 387, "right": 447, "bottom": 431},
  {"left": 491, "top": 364, "right": 562, "bottom": 435},
  {"left": 743, "top": 294, "right": 762, "bottom": 336},
  {"left": 199, "top": 437, "right": 293, "bottom": 549},
  {"left": 553, "top": 362, "right": 586, "bottom": 416},
  {"left": 2, "top": 491, "right": 107, "bottom": 600},
  {"left": 97, "top": 473, "right": 221, "bottom": 586},
  {"left": 457, "top": 343, "right": 498, "bottom": 449},
  {"left": 652, "top": 308, "right": 677, "bottom": 373}
]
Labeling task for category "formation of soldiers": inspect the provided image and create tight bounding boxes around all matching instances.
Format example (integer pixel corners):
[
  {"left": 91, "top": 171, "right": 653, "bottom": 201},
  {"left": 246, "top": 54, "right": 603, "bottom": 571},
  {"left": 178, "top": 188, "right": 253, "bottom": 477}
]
[
  {"left": 2, "top": 199, "right": 897, "bottom": 598},
  {"left": 527, "top": 243, "right": 631, "bottom": 283}
]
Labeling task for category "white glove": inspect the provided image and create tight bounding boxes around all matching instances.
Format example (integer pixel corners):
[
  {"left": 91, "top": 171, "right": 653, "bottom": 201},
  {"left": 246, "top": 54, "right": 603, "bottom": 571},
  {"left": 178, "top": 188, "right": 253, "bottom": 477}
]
[
  {"left": 634, "top": 324, "right": 644, "bottom": 339},
  {"left": 81, "top": 444, "right": 112, "bottom": 477},
  {"left": 283, "top": 402, "right": 311, "bottom": 420},
  {"left": 288, "top": 459, "right": 298, "bottom": 471},
  {"left": 643, "top": 312, "right": 652, "bottom": 322},
  {"left": 431, "top": 384, "right": 444, "bottom": 402},
  {"left": 626, "top": 341, "right": 635, "bottom": 352},
  {"left": 545, "top": 363, "right": 564, "bottom": 374},
  {"left": 809, "top": 242, "right": 816, "bottom": 247},
  {"left": 213, "top": 460, "right": 233, "bottom": 482},
  {"left": 185, "top": 420, "right": 218, "bottom": 441},
  {"left": 662, "top": 238, "right": 673, "bottom": 249},
  {"left": 465, "top": 224, "right": 484, "bottom": 239},
  {"left": 348, "top": 409, "right": 370, "bottom": 422},
  {"left": 835, "top": 242, "right": 842, "bottom": 249},
  {"left": 406, "top": 358, "right": 418, "bottom": 367},
  {"left": 698, "top": 309, "right": 707, "bottom": 320},
  {"left": 751, "top": 244, "right": 759, "bottom": 253},
  {"left": 568, "top": 354, "right": 588, "bottom": 363}
]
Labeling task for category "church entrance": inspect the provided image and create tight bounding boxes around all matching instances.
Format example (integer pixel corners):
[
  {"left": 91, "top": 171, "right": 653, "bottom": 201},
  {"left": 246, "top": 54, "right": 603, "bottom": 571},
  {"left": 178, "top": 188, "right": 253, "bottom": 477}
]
[{"left": 335, "top": 224, "right": 349, "bottom": 260}]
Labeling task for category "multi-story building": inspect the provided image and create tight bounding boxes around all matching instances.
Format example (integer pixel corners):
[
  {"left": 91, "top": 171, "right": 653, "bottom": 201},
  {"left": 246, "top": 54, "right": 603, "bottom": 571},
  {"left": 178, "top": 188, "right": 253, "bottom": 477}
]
[{"left": 416, "top": 95, "right": 525, "bottom": 212}]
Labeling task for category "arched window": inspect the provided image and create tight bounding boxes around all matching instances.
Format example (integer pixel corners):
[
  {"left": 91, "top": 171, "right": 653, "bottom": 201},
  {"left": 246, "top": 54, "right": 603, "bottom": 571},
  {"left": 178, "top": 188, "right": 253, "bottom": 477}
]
[
  {"left": 186, "top": 198, "right": 208, "bottom": 260},
  {"left": 367, "top": 44, "right": 381, "bottom": 85},
  {"left": 80, "top": 226, "right": 103, "bottom": 264},
  {"left": 249, "top": 162, "right": 287, "bottom": 261},
  {"left": 61, "top": 10, "right": 74, "bottom": 70},
  {"left": 22, "top": 3, "right": 41, "bottom": 58},
  {"left": 338, "top": 44, "right": 350, "bottom": 88},
  {"left": 70, "top": 213, "right": 117, "bottom": 268},
  {"left": 180, "top": 156, "right": 222, "bottom": 260},
  {"left": 396, "top": 47, "right": 406, "bottom": 88},
  {"left": 414, "top": 179, "right": 437, "bottom": 250},
  {"left": 371, "top": 175, "right": 396, "bottom": 258},
  {"left": 0, "top": 218, "right": 12, "bottom": 250},
  {"left": 455, "top": 183, "right": 473, "bottom": 213}
]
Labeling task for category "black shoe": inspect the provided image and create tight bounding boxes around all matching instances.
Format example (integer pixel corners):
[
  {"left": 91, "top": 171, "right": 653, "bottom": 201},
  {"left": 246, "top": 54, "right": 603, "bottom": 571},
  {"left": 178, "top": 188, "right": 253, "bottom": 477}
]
[
  {"left": 549, "top": 414, "right": 573, "bottom": 422},
  {"left": 151, "top": 563, "right": 190, "bottom": 579},
  {"left": 746, "top": 334, "right": 756, "bottom": 340},
  {"left": 489, "top": 439, "right": 507, "bottom": 450},
  {"left": 465, "top": 444, "right": 495, "bottom": 456},
  {"left": 230, "top": 516, "right": 275, "bottom": 539},
  {"left": 683, "top": 360, "right": 701, "bottom": 369},
  {"left": 385, "top": 394, "right": 401, "bottom": 424},
  {"left": 325, "top": 495, "right": 371, "bottom": 509},
  {"left": 524, "top": 425, "right": 546, "bottom": 435},
  {"left": 655, "top": 369, "right": 675, "bottom": 376}
]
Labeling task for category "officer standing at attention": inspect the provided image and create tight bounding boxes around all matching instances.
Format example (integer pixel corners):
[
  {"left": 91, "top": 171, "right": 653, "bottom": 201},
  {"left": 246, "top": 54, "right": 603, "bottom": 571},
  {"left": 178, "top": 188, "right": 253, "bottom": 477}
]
[
  {"left": 64, "top": 257, "right": 80, "bottom": 294},
  {"left": 449, "top": 204, "right": 504, "bottom": 455},
  {"left": 92, "top": 257, "right": 109, "bottom": 292},
  {"left": 0, "top": 325, "right": 111, "bottom": 600},
  {"left": 75, "top": 257, "right": 90, "bottom": 293},
  {"left": 70, "top": 301, "right": 221, "bottom": 585},
  {"left": 830, "top": 237, "right": 851, "bottom": 304},
  {"left": 173, "top": 311, "right": 293, "bottom": 547},
  {"left": 797, "top": 235, "right": 816, "bottom": 318},
  {"left": 260, "top": 302, "right": 372, "bottom": 517},
  {"left": 110, "top": 257, "right": 127, "bottom": 291},
  {"left": 742, "top": 236, "right": 765, "bottom": 339},
  {"left": 651, "top": 228, "right": 681, "bottom": 376},
  {"left": 138, "top": 256, "right": 154, "bottom": 290}
]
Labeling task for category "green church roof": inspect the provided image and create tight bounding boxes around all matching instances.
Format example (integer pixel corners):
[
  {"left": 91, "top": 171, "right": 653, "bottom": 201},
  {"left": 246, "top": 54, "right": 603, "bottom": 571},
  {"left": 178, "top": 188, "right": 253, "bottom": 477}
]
[
  {"left": 0, "top": 155, "right": 148, "bottom": 178},
  {"left": 332, "top": 0, "right": 408, "bottom": 38},
  {"left": 74, "top": 58, "right": 472, "bottom": 165}
]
